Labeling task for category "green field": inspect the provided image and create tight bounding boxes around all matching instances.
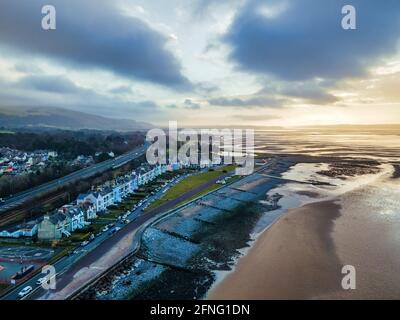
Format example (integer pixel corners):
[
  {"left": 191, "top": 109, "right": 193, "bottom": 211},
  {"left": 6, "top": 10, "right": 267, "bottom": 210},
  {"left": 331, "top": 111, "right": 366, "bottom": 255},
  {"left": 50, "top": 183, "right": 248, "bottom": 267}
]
[
  {"left": 145, "top": 165, "right": 237, "bottom": 211},
  {"left": 0, "top": 283, "right": 10, "bottom": 295}
]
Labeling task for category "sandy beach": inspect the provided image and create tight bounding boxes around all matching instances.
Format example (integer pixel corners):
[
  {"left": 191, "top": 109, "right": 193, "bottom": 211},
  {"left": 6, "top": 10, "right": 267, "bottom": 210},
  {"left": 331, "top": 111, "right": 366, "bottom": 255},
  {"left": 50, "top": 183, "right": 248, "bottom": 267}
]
[{"left": 208, "top": 179, "right": 400, "bottom": 299}]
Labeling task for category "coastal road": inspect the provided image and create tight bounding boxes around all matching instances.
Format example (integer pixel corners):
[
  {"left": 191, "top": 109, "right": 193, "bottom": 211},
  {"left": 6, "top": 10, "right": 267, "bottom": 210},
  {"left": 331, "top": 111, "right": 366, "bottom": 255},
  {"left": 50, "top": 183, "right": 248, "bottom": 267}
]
[
  {"left": 2, "top": 173, "right": 177, "bottom": 301},
  {"left": 0, "top": 143, "right": 148, "bottom": 214},
  {"left": 18, "top": 169, "right": 230, "bottom": 300}
]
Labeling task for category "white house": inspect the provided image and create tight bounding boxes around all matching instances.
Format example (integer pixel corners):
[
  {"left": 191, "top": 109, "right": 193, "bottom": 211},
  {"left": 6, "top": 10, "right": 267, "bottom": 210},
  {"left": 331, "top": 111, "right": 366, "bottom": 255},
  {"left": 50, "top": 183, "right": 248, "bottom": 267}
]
[
  {"left": 38, "top": 204, "right": 88, "bottom": 240},
  {"left": 38, "top": 212, "right": 69, "bottom": 240},
  {"left": 101, "top": 187, "right": 114, "bottom": 207},
  {"left": 58, "top": 205, "right": 85, "bottom": 232},
  {"left": 0, "top": 222, "right": 38, "bottom": 238},
  {"left": 77, "top": 192, "right": 106, "bottom": 213}
]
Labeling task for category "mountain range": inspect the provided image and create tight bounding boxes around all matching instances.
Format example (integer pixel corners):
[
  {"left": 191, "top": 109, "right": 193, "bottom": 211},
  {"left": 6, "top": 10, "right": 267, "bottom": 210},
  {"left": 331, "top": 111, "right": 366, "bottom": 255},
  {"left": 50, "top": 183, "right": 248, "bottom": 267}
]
[{"left": 0, "top": 106, "right": 153, "bottom": 131}]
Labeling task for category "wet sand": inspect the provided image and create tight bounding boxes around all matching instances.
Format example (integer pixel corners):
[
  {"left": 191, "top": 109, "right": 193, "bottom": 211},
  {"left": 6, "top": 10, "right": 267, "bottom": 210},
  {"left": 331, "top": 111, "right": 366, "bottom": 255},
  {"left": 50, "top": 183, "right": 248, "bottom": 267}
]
[{"left": 208, "top": 192, "right": 400, "bottom": 299}]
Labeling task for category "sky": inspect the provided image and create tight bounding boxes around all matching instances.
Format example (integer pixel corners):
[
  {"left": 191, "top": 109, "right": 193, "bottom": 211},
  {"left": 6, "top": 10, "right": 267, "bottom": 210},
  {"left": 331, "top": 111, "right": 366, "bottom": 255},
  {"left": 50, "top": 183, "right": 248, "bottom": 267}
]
[{"left": 0, "top": 0, "right": 400, "bottom": 127}]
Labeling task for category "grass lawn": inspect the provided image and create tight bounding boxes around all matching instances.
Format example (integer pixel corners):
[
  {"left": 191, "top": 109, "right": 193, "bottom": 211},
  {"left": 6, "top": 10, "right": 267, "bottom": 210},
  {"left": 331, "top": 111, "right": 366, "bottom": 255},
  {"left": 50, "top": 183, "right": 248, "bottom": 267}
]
[
  {"left": 47, "top": 245, "right": 74, "bottom": 264},
  {"left": 0, "top": 283, "right": 10, "bottom": 296},
  {"left": 69, "top": 231, "right": 91, "bottom": 242},
  {"left": 173, "top": 173, "right": 243, "bottom": 208},
  {"left": 145, "top": 165, "right": 237, "bottom": 211}
]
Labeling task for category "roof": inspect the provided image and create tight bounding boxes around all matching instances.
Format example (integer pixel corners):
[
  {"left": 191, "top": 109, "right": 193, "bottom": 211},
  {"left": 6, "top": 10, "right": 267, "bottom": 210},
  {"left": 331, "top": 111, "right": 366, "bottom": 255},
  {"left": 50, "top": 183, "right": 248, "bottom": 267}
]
[
  {"left": 77, "top": 193, "right": 87, "bottom": 200},
  {"left": 49, "top": 212, "right": 67, "bottom": 224},
  {"left": 64, "top": 207, "right": 83, "bottom": 219},
  {"left": 100, "top": 187, "right": 113, "bottom": 196}
]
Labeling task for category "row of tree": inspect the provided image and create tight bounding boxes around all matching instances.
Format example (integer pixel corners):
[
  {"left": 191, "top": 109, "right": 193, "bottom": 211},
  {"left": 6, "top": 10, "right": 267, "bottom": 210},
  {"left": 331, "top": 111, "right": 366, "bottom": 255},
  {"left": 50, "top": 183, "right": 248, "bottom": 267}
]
[{"left": 0, "top": 129, "right": 145, "bottom": 160}]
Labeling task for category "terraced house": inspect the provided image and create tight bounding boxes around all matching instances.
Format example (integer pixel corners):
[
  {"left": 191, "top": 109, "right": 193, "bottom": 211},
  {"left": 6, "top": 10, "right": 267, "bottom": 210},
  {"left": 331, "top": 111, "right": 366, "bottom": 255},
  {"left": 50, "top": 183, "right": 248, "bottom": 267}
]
[
  {"left": 38, "top": 203, "right": 93, "bottom": 240},
  {"left": 19, "top": 164, "right": 175, "bottom": 240}
]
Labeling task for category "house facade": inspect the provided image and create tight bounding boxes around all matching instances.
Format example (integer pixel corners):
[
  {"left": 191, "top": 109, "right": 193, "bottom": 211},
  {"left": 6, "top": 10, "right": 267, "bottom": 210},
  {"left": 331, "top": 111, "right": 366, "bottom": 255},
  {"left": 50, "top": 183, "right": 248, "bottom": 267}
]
[
  {"left": 38, "top": 213, "right": 69, "bottom": 240},
  {"left": 0, "top": 222, "right": 38, "bottom": 238}
]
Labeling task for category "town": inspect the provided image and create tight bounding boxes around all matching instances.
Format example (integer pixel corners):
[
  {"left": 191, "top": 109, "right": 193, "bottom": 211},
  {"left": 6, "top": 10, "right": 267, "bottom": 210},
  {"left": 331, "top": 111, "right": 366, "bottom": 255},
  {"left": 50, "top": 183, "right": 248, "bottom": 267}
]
[
  {"left": 0, "top": 147, "right": 58, "bottom": 177},
  {"left": 0, "top": 161, "right": 193, "bottom": 240}
]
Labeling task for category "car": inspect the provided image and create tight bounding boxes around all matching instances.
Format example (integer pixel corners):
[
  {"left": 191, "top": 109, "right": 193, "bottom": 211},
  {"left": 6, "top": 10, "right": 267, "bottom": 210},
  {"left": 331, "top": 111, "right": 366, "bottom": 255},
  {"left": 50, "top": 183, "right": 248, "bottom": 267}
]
[
  {"left": 81, "top": 240, "right": 89, "bottom": 247},
  {"left": 18, "top": 286, "right": 33, "bottom": 298},
  {"left": 36, "top": 277, "right": 47, "bottom": 285}
]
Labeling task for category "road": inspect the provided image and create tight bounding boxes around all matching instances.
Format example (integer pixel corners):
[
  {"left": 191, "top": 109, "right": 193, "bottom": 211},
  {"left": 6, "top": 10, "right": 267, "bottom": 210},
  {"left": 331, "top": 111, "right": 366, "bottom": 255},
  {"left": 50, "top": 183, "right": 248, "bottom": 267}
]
[
  {"left": 2, "top": 169, "right": 230, "bottom": 300},
  {"left": 0, "top": 143, "right": 148, "bottom": 213},
  {"left": 1, "top": 175, "right": 176, "bottom": 300}
]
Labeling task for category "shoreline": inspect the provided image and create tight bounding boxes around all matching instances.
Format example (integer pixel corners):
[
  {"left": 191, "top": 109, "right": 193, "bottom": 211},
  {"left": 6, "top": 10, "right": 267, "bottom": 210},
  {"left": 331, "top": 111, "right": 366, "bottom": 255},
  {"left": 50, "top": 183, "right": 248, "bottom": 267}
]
[
  {"left": 207, "top": 165, "right": 400, "bottom": 299},
  {"left": 207, "top": 200, "right": 343, "bottom": 299}
]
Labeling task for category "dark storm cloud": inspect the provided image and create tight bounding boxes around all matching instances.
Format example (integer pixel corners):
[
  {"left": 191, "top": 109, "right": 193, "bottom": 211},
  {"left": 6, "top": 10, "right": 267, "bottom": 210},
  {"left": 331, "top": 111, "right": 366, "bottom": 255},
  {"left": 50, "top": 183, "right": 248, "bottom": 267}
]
[
  {"left": 0, "top": 0, "right": 191, "bottom": 90},
  {"left": 224, "top": 0, "right": 400, "bottom": 81}
]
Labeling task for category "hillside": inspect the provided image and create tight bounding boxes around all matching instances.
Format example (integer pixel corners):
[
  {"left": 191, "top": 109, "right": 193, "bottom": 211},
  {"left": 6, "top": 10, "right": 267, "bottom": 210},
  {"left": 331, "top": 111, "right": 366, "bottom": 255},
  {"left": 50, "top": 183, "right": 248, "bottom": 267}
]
[{"left": 0, "top": 106, "right": 152, "bottom": 131}]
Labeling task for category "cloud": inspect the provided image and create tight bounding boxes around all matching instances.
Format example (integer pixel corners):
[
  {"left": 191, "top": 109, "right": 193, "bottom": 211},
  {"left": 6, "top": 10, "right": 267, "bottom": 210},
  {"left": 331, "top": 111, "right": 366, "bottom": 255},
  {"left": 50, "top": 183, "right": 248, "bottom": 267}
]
[
  {"left": 13, "top": 63, "right": 42, "bottom": 74},
  {"left": 196, "top": 82, "right": 220, "bottom": 95},
  {"left": 0, "top": 0, "right": 192, "bottom": 90},
  {"left": 109, "top": 85, "right": 134, "bottom": 95},
  {"left": 231, "top": 114, "right": 281, "bottom": 121},
  {"left": 17, "top": 75, "right": 85, "bottom": 94},
  {"left": 0, "top": 73, "right": 160, "bottom": 121},
  {"left": 259, "top": 80, "right": 340, "bottom": 105},
  {"left": 224, "top": 0, "right": 400, "bottom": 81},
  {"left": 184, "top": 99, "right": 201, "bottom": 109},
  {"left": 208, "top": 95, "right": 283, "bottom": 108}
]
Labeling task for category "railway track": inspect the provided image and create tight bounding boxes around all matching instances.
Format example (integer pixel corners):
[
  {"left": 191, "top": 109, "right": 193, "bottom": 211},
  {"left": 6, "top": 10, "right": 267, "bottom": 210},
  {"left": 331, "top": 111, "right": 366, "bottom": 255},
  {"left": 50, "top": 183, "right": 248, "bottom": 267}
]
[{"left": 0, "top": 191, "right": 69, "bottom": 227}]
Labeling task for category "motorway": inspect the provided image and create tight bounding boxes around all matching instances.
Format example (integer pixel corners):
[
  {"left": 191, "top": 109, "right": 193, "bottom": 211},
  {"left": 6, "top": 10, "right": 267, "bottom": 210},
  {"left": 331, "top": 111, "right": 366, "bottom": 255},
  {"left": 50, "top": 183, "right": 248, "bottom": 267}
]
[
  {"left": 0, "top": 143, "right": 148, "bottom": 213},
  {"left": 2, "top": 168, "right": 229, "bottom": 300}
]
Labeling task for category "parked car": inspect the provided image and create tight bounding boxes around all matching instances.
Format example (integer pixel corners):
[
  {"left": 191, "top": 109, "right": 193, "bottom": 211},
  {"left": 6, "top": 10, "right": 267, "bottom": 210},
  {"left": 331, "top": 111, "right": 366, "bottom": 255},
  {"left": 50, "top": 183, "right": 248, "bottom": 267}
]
[
  {"left": 18, "top": 286, "right": 33, "bottom": 298},
  {"left": 81, "top": 240, "right": 89, "bottom": 247}
]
